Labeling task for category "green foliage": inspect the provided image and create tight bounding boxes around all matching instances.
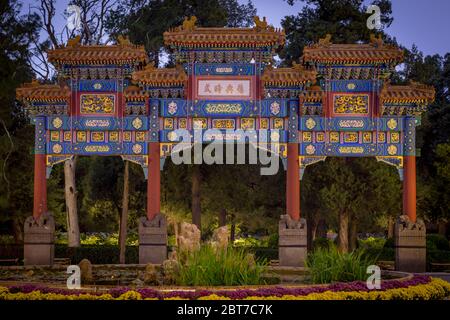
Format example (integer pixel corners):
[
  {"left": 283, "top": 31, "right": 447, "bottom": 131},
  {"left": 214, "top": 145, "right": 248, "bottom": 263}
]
[
  {"left": 281, "top": 0, "right": 394, "bottom": 66},
  {"left": 358, "top": 237, "right": 386, "bottom": 250},
  {"left": 426, "top": 234, "right": 450, "bottom": 251},
  {"left": 55, "top": 232, "right": 138, "bottom": 246},
  {"left": 312, "top": 237, "right": 333, "bottom": 250},
  {"left": 306, "top": 245, "right": 377, "bottom": 284},
  {"left": 0, "top": 0, "right": 41, "bottom": 235},
  {"left": 175, "top": 245, "right": 268, "bottom": 286},
  {"left": 384, "top": 237, "right": 395, "bottom": 248}
]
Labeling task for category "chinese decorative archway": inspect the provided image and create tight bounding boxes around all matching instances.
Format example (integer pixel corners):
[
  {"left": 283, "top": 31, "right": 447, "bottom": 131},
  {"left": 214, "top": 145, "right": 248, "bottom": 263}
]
[{"left": 17, "top": 17, "right": 434, "bottom": 271}]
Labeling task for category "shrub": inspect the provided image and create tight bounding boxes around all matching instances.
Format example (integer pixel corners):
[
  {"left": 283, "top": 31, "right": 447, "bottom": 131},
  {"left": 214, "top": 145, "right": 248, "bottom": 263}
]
[
  {"left": 312, "top": 238, "right": 333, "bottom": 250},
  {"left": 358, "top": 237, "right": 386, "bottom": 250},
  {"left": 175, "top": 245, "right": 268, "bottom": 286},
  {"left": 427, "top": 234, "right": 450, "bottom": 251},
  {"left": 384, "top": 237, "right": 395, "bottom": 248},
  {"left": 306, "top": 245, "right": 377, "bottom": 284}
]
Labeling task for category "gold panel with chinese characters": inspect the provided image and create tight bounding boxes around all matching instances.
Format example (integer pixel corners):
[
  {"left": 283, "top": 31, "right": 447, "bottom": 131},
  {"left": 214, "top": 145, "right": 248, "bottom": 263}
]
[
  {"left": 80, "top": 94, "right": 115, "bottom": 114},
  {"left": 164, "top": 118, "right": 174, "bottom": 130},
  {"left": 302, "top": 132, "right": 312, "bottom": 143},
  {"left": 241, "top": 118, "right": 255, "bottom": 130},
  {"left": 50, "top": 131, "right": 60, "bottom": 142},
  {"left": 260, "top": 118, "right": 269, "bottom": 130},
  {"left": 136, "top": 132, "right": 146, "bottom": 142},
  {"left": 330, "top": 132, "right": 340, "bottom": 143},
  {"left": 344, "top": 132, "right": 359, "bottom": 143},
  {"left": 378, "top": 132, "right": 386, "bottom": 143},
  {"left": 193, "top": 118, "right": 207, "bottom": 129},
  {"left": 212, "top": 119, "right": 235, "bottom": 129},
  {"left": 390, "top": 132, "right": 400, "bottom": 143},
  {"left": 363, "top": 132, "right": 372, "bottom": 143},
  {"left": 316, "top": 132, "right": 325, "bottom": 143},
  {"left": 77, "top": 131, "right": 87, "bottom": 142},
  {"left": 179, "top": 118, "right": 187, "bottom": 129},
  {"left": 333, "top": 94, "right": 369, "bottom": 114},
  {"left": 123, "top": 131, "right": 132, "bottom": 142},
  {"left": 273, "top": 118, "right": 284, "bottom": 129},
  {"left": 108, "top": 132, "right": 119, "bottom": 142},
  {"left": 91, "top": 132, "right": 105, "bottom": 142}
]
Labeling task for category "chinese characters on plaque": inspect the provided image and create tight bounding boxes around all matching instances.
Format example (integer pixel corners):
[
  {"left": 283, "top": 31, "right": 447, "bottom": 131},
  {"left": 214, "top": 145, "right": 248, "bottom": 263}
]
[{"left": 197, "top": 79, "right": 251, "bottom": 99}]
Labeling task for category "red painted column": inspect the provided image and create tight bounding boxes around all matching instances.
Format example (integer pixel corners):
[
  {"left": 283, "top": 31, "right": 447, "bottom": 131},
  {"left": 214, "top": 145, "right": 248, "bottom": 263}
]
[
  {"left": 403, "top": 155, "right": 417, "bottom": 223},
  {"left": 286, "top": 143, "right": 300, "bottom": 221},
  {"left": 33, "top": 154, "right": 47, "bottom": 219},
  {"left": 147, "top": 141, "right": 161, "bottom": 220}
]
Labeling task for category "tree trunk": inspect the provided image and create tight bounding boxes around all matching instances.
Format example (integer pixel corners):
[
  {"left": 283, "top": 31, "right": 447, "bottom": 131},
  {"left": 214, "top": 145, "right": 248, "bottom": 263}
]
[
  {"left": 12, "top": 218, "right": 23, "bottom": 244},
  {"left": 338, "top": 211, "right": 349, "bottom": 253},
  {"left": 438, "top": 220, "right": 447, "bottom": 236},
  {"left": 230, "top": 213, "right": 236, "bottom": 243},
  {"left": 349, "top": 218, "right": 358, "bottom": 252},
  {"left": 219, "top": 208, "right": 227, "bottom": 227},
  {"left": 307, "top": 215, "right": 318, "bottom": 251},
  {"left": 119, "top": 161, "right": 130, "bottom": 264},
  {"left": 387, "top": 216, "right": 395, "bottom": 239},
  {"left": 191, "top": 165, "right": 201, "bottom": 231},
  {"left": 316, "top": 219, "right": 327, "bottom": 239},
  {"left": 65, "top": 157, "right": 80, "bottom": 247}
]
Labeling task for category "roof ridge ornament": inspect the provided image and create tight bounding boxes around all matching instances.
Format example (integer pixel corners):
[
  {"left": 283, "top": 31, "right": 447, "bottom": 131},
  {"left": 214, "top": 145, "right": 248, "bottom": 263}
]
[
  {"left": 370, "top": 33, "right": 384, "bottom": 47},
  {"left": 253, "top": 16, "right": 275, "bottom": 32},
  {"left": 66, "top": 35, "right": 81, "bottom": 48},
  {"left": 318, "top": 34, "right": 332, "bottom": 47},
  {"left": 117, "top": 35, "right": 133, "bottom": 47},
  {"left": 179, "top": 16, "right": 197, "bottom": 32}
]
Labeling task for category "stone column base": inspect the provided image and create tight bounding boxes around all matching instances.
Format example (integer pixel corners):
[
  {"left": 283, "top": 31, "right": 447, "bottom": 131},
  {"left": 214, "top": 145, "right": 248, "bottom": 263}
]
[
  {"left": 279, "top": 215, "right": 307, "bottom": 267},
  {"left": 395, "top": 215, "right": 426, "bottom": 273},
  {"left": 24, "top": 213, "right": 55, "bottom": 265},
  {"left": 139, "top": 214, "right": 167, "bottom": 264}
]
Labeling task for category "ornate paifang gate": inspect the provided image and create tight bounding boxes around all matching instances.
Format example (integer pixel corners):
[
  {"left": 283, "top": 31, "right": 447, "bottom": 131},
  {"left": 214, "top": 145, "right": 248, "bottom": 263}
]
[{"left": 17, "top": 18, "right": 434, "bottom": 270}]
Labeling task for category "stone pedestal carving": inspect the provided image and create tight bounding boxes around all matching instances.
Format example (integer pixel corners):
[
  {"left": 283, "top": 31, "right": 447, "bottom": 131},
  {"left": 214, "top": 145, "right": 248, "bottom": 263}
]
[
  {"left": 139, "top": 214, "right": 167, "bottom": 264},
  {"left": 395, "top": 215, "right": 426, "bottom": 273},
  {"left": 24, "top": 213, "right": 55, "bottom": 265},
  {"left": 279, "top": 215, "right": 307, "bottom": 267}
]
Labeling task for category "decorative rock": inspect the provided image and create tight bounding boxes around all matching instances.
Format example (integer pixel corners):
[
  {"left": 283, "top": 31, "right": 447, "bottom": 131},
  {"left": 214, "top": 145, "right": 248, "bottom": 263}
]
[
  {"left": 211, "top": 226, "right": 229, "bottom": 249},
  {"left": 143, "top": 263, "right": 159, "bottom": 285},
  {"left": 131, "top": 278, "right": 144, "bottom": 287},
  {"left": 177, "top": 222, "right": 201, "bottom": 252},
  {"left": 78, "top": 259, "right": 93, "bottom": 284},
  {"left": 162, "top": 259, "right": 179, "bottom": 285}
]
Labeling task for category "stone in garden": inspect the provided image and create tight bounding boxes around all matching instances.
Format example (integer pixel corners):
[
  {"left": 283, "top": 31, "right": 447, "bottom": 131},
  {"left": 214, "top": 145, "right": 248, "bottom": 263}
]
[
  {"left": 78, "top": 259, "right": 93, "bottom": 284},
  {"left": 168, "top": 249, "right": 178, "bottom": 261},
  {"left": 177, "top": 222, "right": 201, "bottom": 252},
  {"left": 143, "top": 263, "right": 159, "bottom": 285},
  {"left": 211, "top": 226, "right": 229, "bottom": 249},
  {"left": 131, "top": 278, "right": 144, "bottom": 287},
  {"left": 162, "top": 258, "right": 179, "bottom": 285}
]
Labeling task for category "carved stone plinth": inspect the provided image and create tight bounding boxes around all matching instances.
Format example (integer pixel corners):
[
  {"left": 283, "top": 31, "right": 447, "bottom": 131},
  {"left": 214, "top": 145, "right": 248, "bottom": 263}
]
[
  {"left": 395, "top": 215, "right": 426, "bottom": 273},
  {"left": 139, "top": 214, "right": 167, "bottom": 264},
  {"left": 279, "top": 215, "right": 307, "bottom": 267},
  {"left": 24, "top": 213, "right": 55, "bottom": 265}
]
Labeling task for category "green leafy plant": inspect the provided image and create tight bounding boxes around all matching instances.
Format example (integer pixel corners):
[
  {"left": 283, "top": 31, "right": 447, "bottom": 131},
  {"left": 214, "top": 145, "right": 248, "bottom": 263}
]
[
  {"left": 175, "top": 245, "right": 268, "bottom": 286},
  {"left": 306, "top": 245, "right": 377, "bottom": 284},
  {"left": 426, "top": 234, "right": 450, "bottom": 251},
  {"left": 358, "top": 237, "right": 386, "bottom": 250}
]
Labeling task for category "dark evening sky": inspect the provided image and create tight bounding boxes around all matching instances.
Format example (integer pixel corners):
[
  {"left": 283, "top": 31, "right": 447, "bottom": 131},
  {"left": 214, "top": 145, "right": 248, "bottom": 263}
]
[{"left": 20, "top": 0, "right": 450, "bottom": 57}]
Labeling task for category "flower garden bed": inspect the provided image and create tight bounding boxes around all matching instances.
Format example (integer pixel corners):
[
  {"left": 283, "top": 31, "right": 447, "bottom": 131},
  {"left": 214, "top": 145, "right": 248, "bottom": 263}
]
[{"left": 1, "top": 275, "right": 449, "bottom": 300}]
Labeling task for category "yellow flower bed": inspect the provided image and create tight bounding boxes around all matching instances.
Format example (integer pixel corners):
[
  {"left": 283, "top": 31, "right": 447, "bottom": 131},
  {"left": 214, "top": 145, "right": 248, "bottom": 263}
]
[{"left": 1, "top": 278, "right": 449, "bottom": 300}]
